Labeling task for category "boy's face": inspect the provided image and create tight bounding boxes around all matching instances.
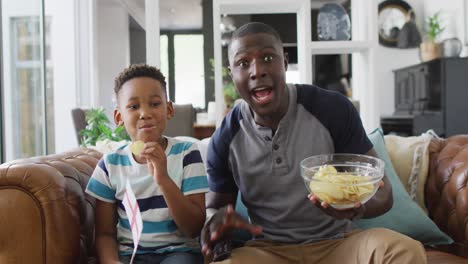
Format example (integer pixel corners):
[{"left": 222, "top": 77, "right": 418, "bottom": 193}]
[
  {"left": 114, "top": 77, "right": 173, "bottom": 143},
  {"left": 228, "top": 33, "right": 288, "bottom": 118}
]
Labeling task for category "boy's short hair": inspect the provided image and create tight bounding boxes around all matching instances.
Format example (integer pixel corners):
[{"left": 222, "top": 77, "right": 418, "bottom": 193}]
[{"left": 114, "top": 64, "right": 167, "bottom": 99}]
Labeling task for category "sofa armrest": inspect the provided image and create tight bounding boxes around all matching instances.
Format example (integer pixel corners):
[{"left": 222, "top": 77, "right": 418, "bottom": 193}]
[
  {"left": 0, "top": 148, "right": 102, "bottom": 263},
  {"left": 427, "top": 136, "right": 468, "bottom": 258}
]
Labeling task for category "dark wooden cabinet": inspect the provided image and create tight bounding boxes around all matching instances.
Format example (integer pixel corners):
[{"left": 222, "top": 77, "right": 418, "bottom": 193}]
[
  {"left": 193, "top": 124, "right": 216, "bottom": 140},
  {"left": 381, "top": 57, "right": 468, "bottom": 137}
]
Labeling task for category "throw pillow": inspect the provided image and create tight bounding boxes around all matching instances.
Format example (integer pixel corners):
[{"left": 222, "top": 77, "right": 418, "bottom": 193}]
[
  {"left": 90, "top": 139, "right": 128, "bottom": 154},
  {"left": 354, "top": 128, "right": 453, "bottom": 246},
  {"left": 384, "top": 132, "right": 434, "bottom": 213}
]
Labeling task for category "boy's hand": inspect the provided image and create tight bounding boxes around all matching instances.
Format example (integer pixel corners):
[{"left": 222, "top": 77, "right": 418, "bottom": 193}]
[
  {"left": 139, "top": 141, "right": 168, "bottom": 184},
  {"left": 201, "top": 205, "right": 262, "bottom": 256}
]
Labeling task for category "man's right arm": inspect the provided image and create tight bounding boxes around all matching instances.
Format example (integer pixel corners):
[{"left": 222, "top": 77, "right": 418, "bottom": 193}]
[
  {"left": 206, "top": 191, "right": 237, "bottom": 210},
  {"left": 202, "top": 191, "right": 262, "bottom": 259}
]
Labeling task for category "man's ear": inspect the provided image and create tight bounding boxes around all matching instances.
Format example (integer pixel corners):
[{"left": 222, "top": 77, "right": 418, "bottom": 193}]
[
  {"left": 283, "top": 52, "right": 289, "bottom": 71},
  {"left": 228, "top": 65, "right": 233, "bottom": 79},
  {"left": 166, "top": 101, "right": 174, "bottom": 120},
  {"left": 114, "top": 107, "right": 124, "bottom": 126}
]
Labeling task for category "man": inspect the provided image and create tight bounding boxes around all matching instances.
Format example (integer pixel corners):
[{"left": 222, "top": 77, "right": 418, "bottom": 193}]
[{"left": 201, "top": 22, "right": 426, "bottom": 264}]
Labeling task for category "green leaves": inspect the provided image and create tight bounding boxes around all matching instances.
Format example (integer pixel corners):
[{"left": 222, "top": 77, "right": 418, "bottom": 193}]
[
  {"left": 426, "top": 12, "right": 445, "bottom": 42},
  {"left": 80, "top": 107, "right": 130, "bottom": 147},
  {"left": 209, "top": 58, "right": 240, "bottom": 108}
]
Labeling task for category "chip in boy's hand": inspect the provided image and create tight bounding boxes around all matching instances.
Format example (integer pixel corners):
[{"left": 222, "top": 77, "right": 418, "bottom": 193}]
[{"left": 130, "top": 140, "right": 144, "bottom": 155}]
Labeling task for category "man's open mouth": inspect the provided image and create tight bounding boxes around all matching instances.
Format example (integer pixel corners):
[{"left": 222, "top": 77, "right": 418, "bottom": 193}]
[{"left": 251, "top": 86, "right": 273, "bottom": 104}]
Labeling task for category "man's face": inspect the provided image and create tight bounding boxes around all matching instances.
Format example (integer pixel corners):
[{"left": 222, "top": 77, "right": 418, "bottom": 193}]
[
  {"left": 114, "top": 77, "right": 174, "bottom": 143},
  {"left": 228, "top": 33, "right": 288, "bottom": 117}
]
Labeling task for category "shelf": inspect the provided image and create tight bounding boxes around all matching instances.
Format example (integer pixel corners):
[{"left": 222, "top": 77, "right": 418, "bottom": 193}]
[
  {"left": 309, "top": 41, "right": 369, "bottom": 55},
  {"left": 218, "top": 0, "right": 305, "bottom": 14}
]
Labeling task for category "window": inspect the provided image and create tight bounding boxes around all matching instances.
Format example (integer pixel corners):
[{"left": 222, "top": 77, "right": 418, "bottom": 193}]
[
  {"left": 160, "top": 32, "right": 205, "bottom": 109},
  {"left": 2, "top": 14, "right": 54, "bottom": 160},
  {"left": 174, "top": 34, "right": 205, "bottom": 108}
]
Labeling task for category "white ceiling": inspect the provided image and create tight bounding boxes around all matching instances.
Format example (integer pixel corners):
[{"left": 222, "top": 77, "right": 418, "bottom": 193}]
[{"left": 135, "top": 0, "right": 203, "bottom": 30}]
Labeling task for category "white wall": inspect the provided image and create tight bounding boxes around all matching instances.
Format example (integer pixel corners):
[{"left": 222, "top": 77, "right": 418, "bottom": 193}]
[
  {"left": 52, "top": 0, "right": 131, "bottom": 150},
  {"left": 47, "top": 0, "right": 79, "bottom": 153},
  {"left": 95, "top": 0, "right": 130, "bottom": 121},
  {"left": 53, "top": 0, "right": 131, "bottom": 150}
]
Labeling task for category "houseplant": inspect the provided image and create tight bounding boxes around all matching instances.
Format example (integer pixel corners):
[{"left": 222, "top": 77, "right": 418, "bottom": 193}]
[
  {"left": 209, "top": 59, "right": 240, "bottom": 109},
  {"left": 420, "top": 11, "right": 444, "bottom": 62},
  {"left": 80, "top": 107, "right": 130, "bottom": 147}
]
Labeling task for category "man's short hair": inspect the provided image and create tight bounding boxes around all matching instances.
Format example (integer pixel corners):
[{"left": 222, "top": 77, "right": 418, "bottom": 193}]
[
  {"left": 230, "top": 22, "right": 283, "bottom": 47},
  {"left": 114, "top": 64, "right": 167, "bottom": 99},
  {"left": 228, "top": 22, "right": 284, "bottom": 61}
]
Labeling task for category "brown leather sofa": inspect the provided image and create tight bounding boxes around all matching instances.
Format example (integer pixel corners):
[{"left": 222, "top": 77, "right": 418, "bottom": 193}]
[{"left": 0, "top": 137, "right": 467, "bottom": 263}]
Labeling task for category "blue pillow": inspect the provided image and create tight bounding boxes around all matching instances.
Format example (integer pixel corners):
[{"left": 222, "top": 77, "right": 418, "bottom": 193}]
[
  {"left": 354, "top": 128, "right": 453, "bottom": 245},
  {"left": 233, "top": 193, "right": 252, "bottom": 243}
]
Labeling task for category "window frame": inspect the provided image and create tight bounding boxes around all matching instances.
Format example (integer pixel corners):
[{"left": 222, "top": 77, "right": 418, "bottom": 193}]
[
  {"left": 2, "top": 2, "right": 52, "bottom": 161},
  {"left": 161, "top": 29, "right": 208, "bottom": 108},
  {"left": 11, "top": 15, "right": 52, "bottom": 157}
]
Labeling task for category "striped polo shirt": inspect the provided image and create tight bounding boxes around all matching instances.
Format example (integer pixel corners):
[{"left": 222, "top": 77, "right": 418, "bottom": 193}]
[{"left": 86, "top": 137, "right": 208, "bottom": 255}]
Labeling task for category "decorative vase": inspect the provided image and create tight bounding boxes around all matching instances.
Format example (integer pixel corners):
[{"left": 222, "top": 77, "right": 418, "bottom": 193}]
[
  {"left": 441, "top": 37, "right": 462, "bottom": 58},
  {"left": 419, "top": 41, "right": 441, "bottom": 62}
]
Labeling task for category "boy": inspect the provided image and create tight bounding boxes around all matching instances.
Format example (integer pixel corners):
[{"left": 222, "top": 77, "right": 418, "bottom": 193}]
[
  {"left": 201, "top": 22, "right": 426, "bottom": 263},
  {"left": 86, "top": 64, "right": 207, "bottom": 264}
]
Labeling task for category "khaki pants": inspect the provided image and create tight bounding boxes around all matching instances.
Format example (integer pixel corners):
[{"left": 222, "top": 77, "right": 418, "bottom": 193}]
[{"left": 213, "top": 228, "right": 427, "bottom": 264}]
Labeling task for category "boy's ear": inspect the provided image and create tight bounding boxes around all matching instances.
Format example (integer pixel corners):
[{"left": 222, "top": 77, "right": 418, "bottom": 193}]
[
  {"left": 114, "top": 107, "right": 124, "bottom": 126},
  {"left": 166, "top": 101, "right": 174, "bottom": 120}
]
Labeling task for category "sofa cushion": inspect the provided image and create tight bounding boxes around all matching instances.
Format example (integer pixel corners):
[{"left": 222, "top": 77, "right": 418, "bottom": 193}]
[
  {"left": 354, "top": 128, "right": 453, "bottom": 246},
  {"left": 384, "top": 131, "right": 435, "bottom": 213}
]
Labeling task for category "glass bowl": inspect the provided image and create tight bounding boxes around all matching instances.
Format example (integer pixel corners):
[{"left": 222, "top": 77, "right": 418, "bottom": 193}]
[{"left": 301, "top": 154, "right": 385, "bottom": 209}]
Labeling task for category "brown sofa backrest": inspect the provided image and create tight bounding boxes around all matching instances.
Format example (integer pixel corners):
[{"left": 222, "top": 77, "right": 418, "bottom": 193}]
[
  {"left": 0, "top": 148, "right": 102, "bottom": 264},
  {"left": 427, "top": 136, "right": 468, "bottom": 258}
]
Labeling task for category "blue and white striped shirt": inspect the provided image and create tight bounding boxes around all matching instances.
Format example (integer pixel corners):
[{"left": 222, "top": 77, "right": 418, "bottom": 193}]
[{"left": 86, "top": 137, "right": 209, "bottom": 255}]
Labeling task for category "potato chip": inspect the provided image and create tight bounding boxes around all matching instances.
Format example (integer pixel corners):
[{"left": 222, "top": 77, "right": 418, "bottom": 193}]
[
  {"left": 309, "top": 165, "right": 375, "bottom": 205},
  {"left": 130, "top": 140, "right": 144, "bottom": 155}
]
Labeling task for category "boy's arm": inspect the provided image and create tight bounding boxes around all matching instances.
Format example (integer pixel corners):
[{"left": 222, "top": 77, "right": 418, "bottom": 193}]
[
  {"left": 140, "top": 141, "right": 207, "bottom": 238},
  {"left": 95, "top": 200, "right": 120, "bottom": 264},
  {"left": 157, "top": 178, "right": 206, "bottom": 238}
]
